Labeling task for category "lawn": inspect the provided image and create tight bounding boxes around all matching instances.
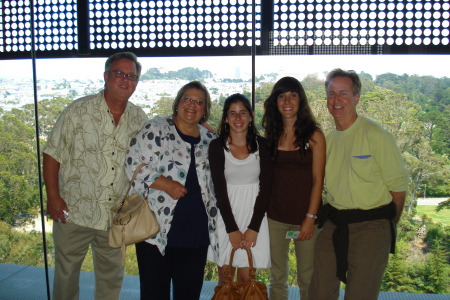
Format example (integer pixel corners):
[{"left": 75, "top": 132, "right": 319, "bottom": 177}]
[{"left": 416, "top": 205, "right": 450, "bottom": 226}]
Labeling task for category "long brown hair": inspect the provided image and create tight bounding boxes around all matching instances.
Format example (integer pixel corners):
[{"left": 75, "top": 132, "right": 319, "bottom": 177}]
[{"left": 261, "top": 77, "right": 319, "bottom": 159}]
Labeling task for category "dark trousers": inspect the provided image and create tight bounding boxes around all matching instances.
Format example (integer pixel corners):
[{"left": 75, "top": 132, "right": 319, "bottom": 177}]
[{"left": 135, "top": 241, "right": 208, "bottom": 300}]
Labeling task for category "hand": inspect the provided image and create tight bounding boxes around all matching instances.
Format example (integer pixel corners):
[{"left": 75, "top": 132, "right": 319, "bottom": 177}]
[
  {"left": 153, "top": 176, "right": 187, "bottom": 200},
  {"left": 229, "top": 231, "right": 244, "bottom": 249},
  {"left": 296, "top": 218, "right": 315, "bottom": 241},
  {"left": 201, "top": 122, "right": 215, "bottom": 133},
  {"left": 164, "top": 180, "right": 187, "bottom": 200},
  {"left": 46, "top": 195, "right": 69, "bottom": 224},
  {"left": 243, "top": 229, "right": 258, "bottom": 249}
]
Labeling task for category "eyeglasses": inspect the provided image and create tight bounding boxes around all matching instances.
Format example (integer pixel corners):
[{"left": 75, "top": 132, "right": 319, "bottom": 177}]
[
  {"left": 110, "top": 69, "right": 139, "bottom": 82},
  {"left": 183, "top": 97, "right": 205, "bottom": 106}
]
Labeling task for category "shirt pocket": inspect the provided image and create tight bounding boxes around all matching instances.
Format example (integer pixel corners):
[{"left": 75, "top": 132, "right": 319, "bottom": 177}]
[{"left": 350, "top": 155, "right": 377, "bottom": 182}]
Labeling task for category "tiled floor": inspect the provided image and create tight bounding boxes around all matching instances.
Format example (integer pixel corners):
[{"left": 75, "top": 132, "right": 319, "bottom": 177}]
[{"left": 1, "top": 263, "right": 449, "bottom": 300}]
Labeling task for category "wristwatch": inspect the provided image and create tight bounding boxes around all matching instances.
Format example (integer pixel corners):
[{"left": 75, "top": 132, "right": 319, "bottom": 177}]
[{"left": 306, "top": 213, "right": 318, "bottom": 219}]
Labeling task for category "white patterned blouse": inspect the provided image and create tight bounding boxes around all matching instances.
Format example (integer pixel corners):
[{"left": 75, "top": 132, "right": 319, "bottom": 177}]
[{"left": 124, "top": 115, "right": 219, "bottom": 256}]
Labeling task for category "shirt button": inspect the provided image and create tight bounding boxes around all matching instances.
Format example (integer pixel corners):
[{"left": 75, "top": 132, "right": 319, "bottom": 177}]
[
  {"left": 111, "top": 183, "right": 113, "bottom": 186},
  {"left": 112, "top": 152, "right": 115, "bottom": 155},
  {"left": 109, "top": 198, "right": 112, "bottom": 201},
  {"left": 112, "top": 167, "right": 115, "bottom": 170}
]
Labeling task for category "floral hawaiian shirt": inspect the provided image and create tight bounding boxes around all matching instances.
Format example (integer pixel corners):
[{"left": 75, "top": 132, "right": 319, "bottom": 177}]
[
  {"left": 44, "top": 90, "right": 148, "bottom": 231},
  {"left": 124, "top": 115, "right": 219, "bottom": 256}
]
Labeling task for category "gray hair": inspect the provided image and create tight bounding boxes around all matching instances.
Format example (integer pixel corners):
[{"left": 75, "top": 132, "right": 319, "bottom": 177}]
[
  {"left": 325, "top": 68, "right": 361, "bottom": 95},
  {"left": 172, "top": 81, "right": 211, "bottom": 124},
  {"left": 104, "top": 52, "right": 142, "bottom": 78}
]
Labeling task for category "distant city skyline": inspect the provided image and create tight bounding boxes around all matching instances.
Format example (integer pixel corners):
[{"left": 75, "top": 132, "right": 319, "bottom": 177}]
[{"left": 1, "top": 54, "right": 450, "bottom": 82}]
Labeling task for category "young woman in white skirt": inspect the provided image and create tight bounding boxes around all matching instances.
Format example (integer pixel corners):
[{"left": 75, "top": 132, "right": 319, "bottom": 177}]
[{"left": 207, "top": 93, "right": 272, "bottom": 284}]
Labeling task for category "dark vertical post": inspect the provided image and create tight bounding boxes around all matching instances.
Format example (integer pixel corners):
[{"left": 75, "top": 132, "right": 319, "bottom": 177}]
[
  {"left": 260, "top": 0, "right": 274, "bottom": 55},
  {"left": 251, "top": 0, "right": 257, "bottom": 109},
  {"left": 30, "top": 0, "right": 51, "bottom": 299},
  {"left": 78, "top": 0, "right": 90, "bottom": 55}
]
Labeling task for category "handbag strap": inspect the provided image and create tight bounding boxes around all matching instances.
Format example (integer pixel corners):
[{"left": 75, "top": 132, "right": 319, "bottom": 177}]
[
  {"left": 225, "top": 248, "right": 257, "bottom": 281},
  {"left": 117, "top": 163, "right": 147, "bottom": 214},
  {"left": 126, "top": 163, "right": 147, "bottom": 195}
]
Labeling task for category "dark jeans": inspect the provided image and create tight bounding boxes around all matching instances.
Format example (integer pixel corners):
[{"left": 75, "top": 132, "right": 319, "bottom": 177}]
[{"left": 135, "top": 241, "right": 209, "bottom": 300}]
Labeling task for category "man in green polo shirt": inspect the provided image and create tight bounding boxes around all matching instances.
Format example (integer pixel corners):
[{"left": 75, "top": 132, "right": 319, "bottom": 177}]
[
  {"left": 43, "top": 52, "right": 148, "bottom": 300},
  {"left": 309, "top": 68, "right": 408, "bottom": 300}
]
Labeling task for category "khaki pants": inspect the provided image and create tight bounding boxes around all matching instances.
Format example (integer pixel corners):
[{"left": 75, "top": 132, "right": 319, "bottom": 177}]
[
  {"left": 309, "top": 219, "right": 391, "bottom": 300},
  {"left": 52, "top": 221, "right": 124, "bottom": 300},
  {"left": 268, "top": 218, "right": 320, "bottom": 300}
]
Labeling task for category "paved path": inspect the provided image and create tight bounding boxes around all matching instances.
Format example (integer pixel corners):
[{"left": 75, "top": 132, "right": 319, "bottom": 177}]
[{"left": 417, "top": 197, "right": 448, "bottom": 205}]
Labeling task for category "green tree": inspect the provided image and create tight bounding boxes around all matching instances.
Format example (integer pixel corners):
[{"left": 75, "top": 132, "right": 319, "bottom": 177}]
[
  {"left": 301, "top": 74, "right": 325, "bottom": 102},
  {"left": 403, "top": 142, "right": 450, "bottom": 214},
  {"left": 148, "top": 96, "right": 174, "bottom": 118},
  {"left": 419, "top": 108, "right": 444, "bottom": 143},
  {"left": 309, "top": 100, "right": 334, "bottom": 134},
  {"left": 421, "top": 243, "right": 450, "bottom": 294},
  {"left": 359, "top": 71, "right": 376, "bottom": 95},
  {"left": 208, "top": 101, "right": 222, "bottom": 132},
  {"left": 254, "top": 82, "right": 274, "bottom": 103},
  {"left": 0, "top": 221, "right": 50, "bottom": 266},
  {"left": 430, "top": 110, "right": 450, "bottom": 156},
  {"left": 381, "top": 240, "right": 415, "bottom": 292},
  {"left": 359, "top": 87, "right": 423, "bottom": 152},
  {"left": 0, "top": 110, "right": 40, "bottom": 225},
  {"left": 424, "top": 222, "right": 450, "bottom": 256}
]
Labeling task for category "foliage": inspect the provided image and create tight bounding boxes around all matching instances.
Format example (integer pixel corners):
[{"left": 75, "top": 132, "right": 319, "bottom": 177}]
[
  {"left": 0, "top": 221, "right": 53, "bottom": 267},
  {"left": 396, "top": 215, "right": 419, "bottom": 242},
  {"left": 140, "top": 67, "right": 213, "bottom": 81},
  {"left": 436, "top": 199, "right": 450, "bottom": 213},
  {"left": 148, "top": 96, "right": 173, "bottom": 118},
  {"left": 423, "top": 222, "right": 450, "bottom": 259},
  {"left": 0, "top": 96, "right": 72, "bottom": 226},
  {"left": 423, "top": 243, "right": 450, "bottom": 294},
  {"left": 253, "top": 82, "right": 274, "bottom": 103},
  {"left": 410, "top": 243, "right": 450, "bottom": 294},
  {"left": 301, "top": 74, "right": 326, "bottom": 102},
  {"left": 381, "top": 240, "right": 416, "bottom": 293},
  {"left": 420, "top": 108, "right": 450, "bottom": 157},
  {"left": 403, "top": 144, "right": 450, "bottom": 215},
  {"left": 309, "top": 99, "right": 335, "bottom": 134},
  {"left": 0, "top": 111, "right": 41, "bottom": 225},
  {"left": 359, "top": 87, "right": 423, "bottom": 152},
  {"left": 204, "top": 261, "right": 219, "bottom": 282},
  {"left": 380, "top": 215, "right": 450, "bottom": 294},
  {"left": 374, "top": 73, "right": 450, "bottom": 110}
]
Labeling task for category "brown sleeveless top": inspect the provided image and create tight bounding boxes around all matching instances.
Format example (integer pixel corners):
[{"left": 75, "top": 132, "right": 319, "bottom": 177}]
[{"left": 267, "top": 149, "right": 321, "bottom": 225}]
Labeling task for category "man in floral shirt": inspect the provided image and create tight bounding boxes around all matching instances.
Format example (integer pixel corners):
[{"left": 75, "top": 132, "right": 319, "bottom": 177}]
[{"left": 43, "top": 52, "right": 147, "bottom": 300}]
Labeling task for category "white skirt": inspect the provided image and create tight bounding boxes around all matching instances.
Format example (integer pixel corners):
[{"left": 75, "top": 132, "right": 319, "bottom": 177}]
[{"left": 208, "top": 182, "right": 271, "bottom": 268}]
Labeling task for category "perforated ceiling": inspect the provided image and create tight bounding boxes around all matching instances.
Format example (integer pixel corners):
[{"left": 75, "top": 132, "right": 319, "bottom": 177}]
[
  {"left": 272, "top": 0, "right": 450, "bottom": 54},
  {"left": 0, "top": 0, "right": 449, "bottom": 59}
]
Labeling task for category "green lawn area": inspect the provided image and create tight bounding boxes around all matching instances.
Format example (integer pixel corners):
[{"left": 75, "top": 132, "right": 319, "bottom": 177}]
[{"left": 416, "top": 205, "right": 450, "bottom": 226}]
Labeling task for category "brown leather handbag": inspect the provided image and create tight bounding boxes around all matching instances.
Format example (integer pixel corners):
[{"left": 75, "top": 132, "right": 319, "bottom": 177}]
[{"left": 211, "top": 248, "right": 269, "bottom": 300}]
